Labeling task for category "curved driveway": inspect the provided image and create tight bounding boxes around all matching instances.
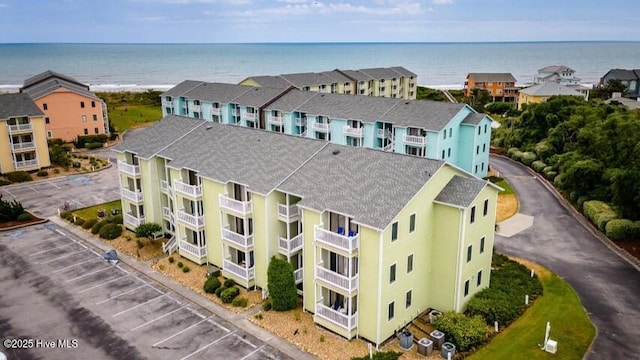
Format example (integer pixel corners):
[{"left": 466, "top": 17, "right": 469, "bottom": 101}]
[{"left": 491, "top": 155, "right": 640, "bottom": 359}]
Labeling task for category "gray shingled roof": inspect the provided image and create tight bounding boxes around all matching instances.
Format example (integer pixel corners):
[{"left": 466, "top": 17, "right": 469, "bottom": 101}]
[
  {"left": 602, "top": 69, "right": 640, "bottom": 81},
  {"left": 467, "top": 73, "right": 517, "bottom": 83},
  {"left": 162, "top": 80, "right": 204, "bottom": 97},
  {"left": 280, "top": 73, "right": 333, "bottom": 88},
  {"left": 279, "top": 144, "right": 445, "bottom": 230},
  {"left": 360, "top": 67, "right": 407, "bottom": 80},
  {"left": 320, "top": 70, "right": 352, "bottom": 83},
  {"left": 434, "top": 175, "right": 488, "bottom": 208},
  {"left": 538, "top": 65, "right": 574, "bottom": 73},
  {"left": 462, "top": 113, "right": 487, "bottom": 125},
  {"left": 21, "top": 77, "right": 98, "bottom": 100},
  {"left": 380, "top": 100, "right": 466, "bottom": 130},
  {"left": 22, "top": 70, "right": 85, "bottom": 89},
  {"left": 243, "top": 75, "right": 292, "bottom": 89},
  {"left": 112, "top": 115, "right": 204, "bottom": 159},
  {"left": 263, "top": 90, "right": 318, "bottom": 113},
  {"left": 0, "top": 93, "right": 44, "bottom": 119},
  {"left": 340, "top": 70, "right": 373, "bottom": 81},
  {"left": 390, "top": 66, "right": 417, "bottom": 77},
  {"left": 519, "top": 82, "right": 584, "bottom": 96},
  {"left": 183, "top": 82, "right": 252, "bottom": 103},
  {"left": 231, "top": 86, "right": 290, "bottom": 108}
]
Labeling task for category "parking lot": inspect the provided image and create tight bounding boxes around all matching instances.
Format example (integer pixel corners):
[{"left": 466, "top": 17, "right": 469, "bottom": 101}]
[{"left": 0, "top": 224, "right": 289, "bottom": 360}]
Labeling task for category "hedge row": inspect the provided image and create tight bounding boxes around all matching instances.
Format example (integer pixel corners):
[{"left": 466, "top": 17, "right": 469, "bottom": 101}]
[
  {"left": 605, "top": 219, "right": 640, "bottom": 241},
  {"left": 433, "top": 312, "right": 487, "bottom": 352},
  {"left": 583, "top": 200, "right": 617, "bottom": 232}
]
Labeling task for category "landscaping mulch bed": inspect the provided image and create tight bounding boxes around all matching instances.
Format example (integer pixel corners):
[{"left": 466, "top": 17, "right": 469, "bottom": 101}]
[
  {"left": 101, "top": 230, "right": 164, "bottom": 261},
  {"left": 613, "top": 240, "right": 640, "bottom": 262},
  {"left": 0, "top": 214, "right": 46, "bottom": 230},
  {"left": 496, "top": 194, "right": 518, "bottom": 222}
]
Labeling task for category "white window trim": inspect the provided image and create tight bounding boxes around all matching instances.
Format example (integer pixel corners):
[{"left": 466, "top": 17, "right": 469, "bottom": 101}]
[
  {"left": 477, "top": 269, "right": 483, "bottom": 287},
  {"left": 407, "top": 253, "right": 414, "bottom": 274},
  {"left": 389, "top": 262, "right": 397, "bottom": 284},
  {"left": 480, "top": 236, "right": 486, "bottom": 254},
  {"left": 388, "top": 300, "right": 395, "bottom": 321},
  {"left": 409, "top": 212, "right": 416, "bottom": 233},
  {"left": 467, "top": 244, "right": 473, "bottom": 263},
  {"left": 483, "top": 197, "right": 490, "bottom": 216},
  {"left": 391, "top": 221, "right": 399, "bottom": 242},
  {"left": 464, "top": 278, "right": 471, "bottom": 297},
  {"left": 405, "top": 288, "right": 413, "bottom": 309}
]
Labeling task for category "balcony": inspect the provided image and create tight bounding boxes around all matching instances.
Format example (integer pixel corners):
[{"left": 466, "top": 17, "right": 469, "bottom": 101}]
[
  {"left": 162, "top": 100, "right": 173, "bottom": 108},
  {"left": 12, "top": 142, "right": 36, "bottom": 151},
  {"left": 242, "top": 112, "right": 257, "bottom": 122},
  {"left": 15, "top": 159, "right": 38, "bottom": 169},
  {"left": 277, "top": 203, "right": 300, "bottom": 222},
  {"left": 268, "top": 115, "right": 284, "bottom": 126},
  {"left": 377, "top": 129, "right": 391, "bottom": 139},
  {"left": 8, "top": 123, "right": 33, "bottom": 133},
  {"left": 222, "top": 226, "right": 254, "bottom": 249},
  {"left": 315, "top": 225, "right": 359, "bottom": 253},
  {"left": 210, "top": 108, "right": 221, "bottom": 117},
  {"left": 232, "top": 108, "right": 240, "bottom": 116},
  {"left": 176, "top": 209, "right": 205, "bottom": 229},
  {"left": 403, "top": 134, "right": 426, "bottom": 146},
  {"left": 312, "top": 122, "right": 331, "bottom": 133},
  {"left": 117, "top": 160, "right": 140, "bottom": 177},
  {"left": 124, "top": 212, "right": 145, "bottom": 228},
  {"left": 179, "top": 237, "right": 207, "bottom": 263},
  {"left": 174, "top": 179, "right": 202, "bottom": 198},
  {"left": 315, "top": 300, "right": 358, "bottom": 332},
  {"left": 278, "top": 233, "right": 303, "bottom": 255},
  {"left": 162, "top": 206, "right": 174, "bottom": 223},
  {"left": 219, "top": 194, "right": 252, "bottom": 216},
  {"left": 224, "top": 259, "right": 255, "bottom": 281},
  {"left": 192, "top": 104, "right": 201, "bottom": 112},
  {"left": 294, "top": 268, "right": 303, "bottom": 284},
  {"left": 121, "top": 188, "right": 143, "bottom": 203},
  {"left": 316, "top": 266, "right": 358, "bottom": 293},
  {"left": 160, "top": 180, "right": 169, "bottom": 194},
  {"left": 343, "top": 126, "right": 364, "bottom": 138},
  {"left": 295, "top": 117, "right": 306, "bottom": 126}
]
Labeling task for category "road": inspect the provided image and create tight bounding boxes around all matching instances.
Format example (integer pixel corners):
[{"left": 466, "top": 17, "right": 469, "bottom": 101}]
[{"left": 491, "top": 155, "right": 640, "bottom": 359}]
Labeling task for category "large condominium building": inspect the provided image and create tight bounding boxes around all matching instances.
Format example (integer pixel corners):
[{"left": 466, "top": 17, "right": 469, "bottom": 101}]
[
  {"left": 114, "top": 115, "right": 500, "bottom": 347},
  {"left": 161, "top": 81, "right": 493, "bottom": 177},
  {"left": 20, "top": 71, "right": 110, "bottom": 142},
  {"left": 0, "top": 93, "right": 51, "bottom": 174},
  {"left": 240, "top": 66, "right": 418, "bottom": 99}
]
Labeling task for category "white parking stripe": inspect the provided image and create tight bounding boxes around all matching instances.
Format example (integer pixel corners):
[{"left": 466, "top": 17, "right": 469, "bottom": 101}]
[
  {"left": 2, "top": 188, "right": 15, "bottom": 198},
  {"left": 152, "top": 316, "right": 212, "bottom": 347},
  {"left": 178, "top": 331, "right": 237, "bottom": 360},
  {"left": 36, "top": 249, "right": 86, "bottom": 264},
  {"left": 240, "top": 345, "right": 265, "bottom": 360},
  {"left": 95, "top": 283, "right": 148, "bottom": 304},
  {"left": 49, "top": 181, "right": 61, "bottom": 189},
  {"left": 77, "top": 274, "right": 130, "bottom": 294},
  {"left": 130, "top": 305, "right": 189, "bottom": 332},
  {"left": 52, "top": 258, "right": 98, "bottom": 273},
  {"left": 207, "top": 319, "right": 230, "bottom": 333},
  {"left": 233, "top": 333, "right": 256, "bottom": 348},
  {"left": 29, "top": 242, "right": 76, "bottom": 256},
  {"left": 112, "top": 294, "right": 167, "bottom": 318},
  {"left": 65, "top": 266, "right": 113, "bottom": 282},
  {"left": 27, "top": 185, "right": 40, "bottom": 193}
]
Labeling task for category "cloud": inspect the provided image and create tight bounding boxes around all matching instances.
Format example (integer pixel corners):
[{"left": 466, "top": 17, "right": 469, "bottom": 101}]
[
  {"left": 0, "top": 3, "right": 8, "bottom": 7},
  {"left": 432, "top": 0, "right": 453, "bottom": 4},
  {"left": 161, "top": 0, "right": 251, "bottom": 4},
  {"left": 220, "top": 1, "right": 423, "bottom": 17}
]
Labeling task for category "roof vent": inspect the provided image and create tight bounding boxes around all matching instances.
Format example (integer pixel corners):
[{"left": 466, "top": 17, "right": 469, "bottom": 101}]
[
  {"left": 332, "top": 149, "right": 340, "bottom": 155},
  {"left": 405, "top": 102, "right": 410, "bottom": 105}
]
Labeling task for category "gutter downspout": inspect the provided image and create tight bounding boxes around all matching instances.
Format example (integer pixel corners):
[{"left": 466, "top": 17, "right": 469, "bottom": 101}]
[
  {"left": 454, "top": 208, "right": 467, "bottom": 311},
  {"left": 375, "top": 229, "right": 384, "bottom": 349}
]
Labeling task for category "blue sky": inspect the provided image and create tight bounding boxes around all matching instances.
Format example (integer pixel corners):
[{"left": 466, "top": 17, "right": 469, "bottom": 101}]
[{"left": 0, "top": 0, "right": 637, "bottom": 43}]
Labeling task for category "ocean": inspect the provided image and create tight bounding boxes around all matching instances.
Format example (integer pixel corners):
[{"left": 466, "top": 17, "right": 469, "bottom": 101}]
[{"left": 1, "top": 42, "right": 639, "bottom": 92}]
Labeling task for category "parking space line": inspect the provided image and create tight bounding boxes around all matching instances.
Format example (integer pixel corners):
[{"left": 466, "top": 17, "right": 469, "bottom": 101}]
[
  {"left": 27, "top": 185, "right": 40, "bottom": 193},
  {"left": 233, "top": 333, "right": 256, "bottom": 348},
  {"left": 178, "top": 330, "right": 237, "bottom": 360},
  {"left": 96, "top": 283, "right": 148, "bottom": 304},
  {"left": 78, "top": 274, "right": 130, "bottom": 294},
  {"left": 2, "top": 188, "right": 15, "bottom": 198},
  {"left": 112, "top": 294, "right": 167, "bottom": 318},
  {"left": 240, "top": 345, "right": 265, "bottom": 360},
  {"left": 152, "top": 316, "right": 213, "bottom": 347},
  {"left": 207, "top": 319, "right": 230, "bottom": 333},
  {"left": 51, "top": 258, "right": 99, "bottom": 273},
  {"left": 14, "top": 238, "right": 65, "bottom": 250},
  {"left": 36, "top": 249, "right": 86, "bottom": 264},
  {"left": 48, "top": 181, "right": 61, "bottom": 189},
  {"left": 29, "top": 241, "right": 77, "bottom": 256},
  {"left": 65, "top": 266, "right": 113, "bottom": 283},
  {"left": 130, "top": 305, "right": 189, "bottom": 332}
]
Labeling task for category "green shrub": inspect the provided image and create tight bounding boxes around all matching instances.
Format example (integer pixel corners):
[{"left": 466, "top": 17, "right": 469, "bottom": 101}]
[
  {"left": 99, "top": 223, "right": 122, "bottom": 240},
  {"left": 0, "top": 194, "right": 25, "bottom": 222},
  {"left": 605, "top": 219, "right": 640, "bottom": 240},
  {"left": 168, "top": 256, "right": 175, "bottom": 263},
  {"left": 546, "top": 171, "right": 558, "bottom": 181},
  {"left": 351, "top": 351, "right": 402, "bottom": 360},
  {"left": 86, "top": 142, "right": 103, "bottom": 150},
  {"left": 204, "top": 277, "right": 222, "bottom": 293},
  {"left": 534, "top": 140, "right": 554, "bottom": 162},
  {"left": 267, "top": 256, "right": 298, "bottom": 311},
  {"left": 209, "top": 269, "right": 221, "bottom": 278},
  {"left": 83, "top": 218, "right": 98, "bottom": 229},
  {"left": 17, "top": 212, "right": 32, "bottom": 222},
  {"left": 485, "top": 176, "right": 503, "bottom": 184},
  {"left": 263, "top": 299, "right": 272, "bottom": 311},
  {"left": 511, "top": 150, "right": 524, "bottom": 162},
  {"left": 507, "top": 147, "right": 520, "bottom": 158},
  {"left": 232, "top": 297, "right": 248, "bottom": 307},
  {"left": 53, "top": 168, "right": 60, "bottom": 174},
  {"left": 531, "top": 160, "right": 547, "bottom": 173},
  {"left": 221, "top": 287, "right": 240, "bottom": 303},
  {"left": 36, "top": 170, "right": 48, "bottom": 177},
  {"left": 136, "top": 238, "right": 144, "bottom": 249},
  {"left": 433, "top": 312, "right": 487, "bottom": 352},
  {"left": 47, "top": 138, "right": 64, "bottom": 146},
  {"left": 0, "top": 179, "right": 11, "bottom": 186},
  {"left": 542, "top": 166, "right": 554, "bottom": 174},
  {"left": 74, "top": 217, "right": 85, "bottom": 226},
  {"left": 60, "top": 211, "right": 71, "bottom": 219},
  {"left": 135, "top": 222, "right": 162, "bottom": 238},
  {"left": 577, "top": 196, "right": 590, "bottom": 208},
  {"left": 215, "top": 286, "right": 227, "bottom": 298},
  {"left": 5, "top": 171, "right": 32, "bottom": 183},
  {"left": 91, "top": 219, "right": 110, "bottom": 234},
  {"left": 223, "top": 278, "right": 235, "bottom": 288},
  {"left": 177, "top": 261, "right": 183, "bottom": 268},
  {"left": 583, "top": 200, "right": 617, "bottom": 231},
  {"left": 182, "top": 265, "right": 190, "bottom": 273},
  {"left": 110, "top": 214, "right": 123, "bottom": 224},
  {"left": 569, "top": 191, "right": 580, "bottom": 203},
  {"left": 520, "top": 152, "right": 537, "bottom": 166},
  {"left": 66, "top": 213, "right": 75, "bottom": 222}
]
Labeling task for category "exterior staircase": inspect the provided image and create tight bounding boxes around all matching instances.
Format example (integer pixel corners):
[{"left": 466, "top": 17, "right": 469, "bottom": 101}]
[{"left": 162, "top": 236, "right": 178, "bottom": 255}]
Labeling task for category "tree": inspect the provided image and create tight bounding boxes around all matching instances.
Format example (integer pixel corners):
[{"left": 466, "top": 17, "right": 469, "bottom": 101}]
[
  {"left": 134, "top": 222, "right": 162, "bottom": 238},
  {"left": 465, "top": 88, "right": 491, "bottom": 112},
  {"left": 591, "top": 79, "right": 628, "bottom": 100},
  {"left": 0, "top": 195, "right": 24, "bottom": 222},
  {"left": 267, "top": 256, "right": 297, "bottom": 311}
]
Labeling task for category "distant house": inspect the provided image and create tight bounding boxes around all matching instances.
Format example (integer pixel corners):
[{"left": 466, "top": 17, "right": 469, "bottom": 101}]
[
  {"left": 240, "top": 66, "right": 418, "bottom": 100},
  {"left": 0, "top": 93, "right": 51, "bottom": 173},
  {"left": 20, "top": 71, "right": 110, "bottom": 142},
  {"left": 605, "top": 92, "right": 640, "bottom": 110},
  {"left": 535, "top": 65, "right": 581, "bottom": 86},
  {"left": 464, "top": 73, "right": 518, "bottom": 102},
  {"left": 600, "top": 69, "right": 640, "bottom": 99},
  {"left": 517, "top": 82, "right": 587, "bottom": 110}
]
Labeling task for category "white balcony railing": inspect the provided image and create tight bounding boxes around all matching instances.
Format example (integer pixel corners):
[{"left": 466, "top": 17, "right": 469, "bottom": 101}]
[
  {"left": 224, "top": 259, "right": 255, "bottom": 281},
  {"left": 12, "top": 142, "right": 35, "bottom": 151},
  {"left": 162, "top": 100, "right": 173, "bottom": 108},
  {"left": 15, "top": 159, "right": 38, "bottom": 169},
  {"left": 160, "top": 180, "right": 169, "bottom": 193},
  {"left": 377, "top": 129, "right": 391, "bottom": 139},
  {"left": 294, "top": 268, "right": 303, "bottom": 284},
  {"left": 121, "top": 188, "right": 143, "bottom": 203},
  {"left": 219, "top": 194, "right": 252, "bottom": 216},
  {"left": 192, "top": 104, "right": 201, "bottom": 112},
  {"left": 162, "top": 206, "right": 174, "bottom": 223},
  {"left": 277, "top": 203, "right": 300, "bottom": 222},
  {"left": 222, "top": 226, "right": 254, "bottom": 249},
  {"left": 316, "top": 266, "right": 358, "bottom": 293},
  {"left": 315, "top": 225, "right": 359, "bottom": 253},
  {"left": 8, "top": 123, "right": 33, "bottom": 133},
  {"left": 174, "top": 179, "right": 202, "bottom": 198},
  {"left": 242, "top": 112, "right": 257, "bottom": 122},
  {"left": 268, "top": 115, "right": 284, "bottom": 126},
  {"left": 179, "top": 237, "right": 207, "bottom": 260},
  {"left": 312, "top": 122, "right": 331, "bottom": 132},
  {"left": 343, "top": 126, "right": 364, "bottom": 138},
  {"left": 232, "top": 108, "right": 240, "bottom": 116},
  {"left": 117, "top": 160, "right": 140, "bottom": 177},
  {"left": 315, "top": 300, "right": 358, "bottom": 332},
  {"left": 210, "top": 107, "right": 221, "bottom": 117},
  {"left": 295, "top": 117, "right": 306, "bottom": 126},
  {"left": 176, "top": 209, "right": 205, "bottom": 229},
  {"left": 279, "top": 233, "right": 303, "bottom": 254},
  {"left": 403, "top": 134, "right": 426, "bottom": 146},
  {"left": 124, "top": 212, "right": 145, "bottom": 228}
]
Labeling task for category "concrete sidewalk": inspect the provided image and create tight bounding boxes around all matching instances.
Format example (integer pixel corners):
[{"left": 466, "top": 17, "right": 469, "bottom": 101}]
[{"left": 49, "top": 216, "right": 316, "bottom": 360}]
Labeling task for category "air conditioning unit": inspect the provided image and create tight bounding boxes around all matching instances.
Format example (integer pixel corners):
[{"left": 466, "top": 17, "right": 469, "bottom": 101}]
[
  {"left": 545, "top": 339, "right": 558, "bottom": 354},
  {"left": 428, "top": 309, "right": 443, "bottom": 324}
]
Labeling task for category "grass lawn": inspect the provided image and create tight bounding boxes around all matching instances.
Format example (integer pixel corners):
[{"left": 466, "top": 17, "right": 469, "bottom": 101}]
[
  {"left": 72, "top": 200, "right": 122, "bottom": 221},
  {"left": 496, "top": 179, "right": 515, "bottom": 195},
  {"left": 108, "top": 104, "right": 162, "bottom": 132},
  {"left": 468, "top": 260, "right": 595, "bottom": 360}
]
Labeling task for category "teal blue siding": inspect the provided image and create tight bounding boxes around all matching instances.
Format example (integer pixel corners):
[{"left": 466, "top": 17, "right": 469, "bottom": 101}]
[
  {"left": 363, "top": 123, "right": 376, "bottom": 148},
  {"left": 394, "top": 127, "right": 407, "bottom": 153},
  {"left": 331, "top": 118, "right": 347, "bottom": 145}
]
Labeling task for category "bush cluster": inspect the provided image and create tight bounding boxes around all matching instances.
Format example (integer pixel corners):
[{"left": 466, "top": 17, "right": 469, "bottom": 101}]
[
  {"left": 86, "top": 142, "right": 103, "bottom": 150},
  {"left": 223, "top": 278, "right": 235, "bottom": 288},
  {"left": 232, "top": 297, "right": 248, "bottom": 307},
  {"left": 531, "top": 160, "right": 547, "bottom": 173},
  {"left": 91, "top": 219, "right": 110, "bottom": 234},
  {"left": 433, "top": 311, "right": 487, "bottom": 352},
  {"left": 221, "top": 287, "right": 240, "bottom": 303},
  {"left": 583, "top": 200, "right": 617, "bottom": 232},
  {"left": 203, "top": 277, "right": 222, "bottom": 294},
  {"left": 74, "top": 134, "right": 108, "bottom": 148},
  {"left": 135, "top": 222, "right": 162, "bottom": 238},
  {"left": 605, "top": 219, "right": 640, "bottom": 241},
  {"left": 262, "top": 299, "right": 272, "bottom": 311},
  {"left": 267, "top": 256, "right": 297, "bottom": 311},
  {"left": 0, "top": 195, "right": 25, "bottom": 222},
  {"left": 0, "top": 179, "right": 11, "bottom": 186},
  {"left": 74, "top": 217, "right": 85, "bottom": 226},
  {"left": 47, "top": 138, "right": 65, "bottom": 146},
  {"left": 351, "top": 351, "right": 401, "bottom": 360},
  {"left": 17, "top": 212, "right": 32, "bottom": 222},
  {"left": 99, "top": 223, "right": 122, "bottom": 240},
  {"left": 36, "top": 170, "right": 48, "bottom": 177},
  {"left": 5, "top": 171, "right": 32, "bottom": 183},
  {"left": 83, "top": 218, "right": 98, "bottom": 229}
]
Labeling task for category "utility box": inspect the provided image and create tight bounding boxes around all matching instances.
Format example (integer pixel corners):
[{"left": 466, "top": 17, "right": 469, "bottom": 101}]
[
  {"left": 417, "top": 338, "right": 433, "bottom": 356},
  {"left": 440, "top": 342, "right": 456, "bottom": 359},
  {"left": 430, "top": 330, "right": 445, "bottom": 349},
  {"left": 399, "top": 330, "right": 414, "bottom": 350},
  {"left": 429, "top": 309, "right": 443, "bottom": 324},
  {"left": 545, "top": 339, "right": 558, "bottom": 354}
]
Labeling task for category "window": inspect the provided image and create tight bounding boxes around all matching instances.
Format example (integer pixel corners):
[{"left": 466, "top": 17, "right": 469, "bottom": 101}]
[
  {"left": 483, "top": 143, "right": 486, "bottom": 152},
  {"left": 464, "top": 280, "right": 470, "bottom": 296},
  {"left": 93, "top": 114, "right": 98, "bottom": 121},
  {"left": 480, "top": 237, "right": 485, "bottom": 254},
  {"left": 484, "top": 124, "right": 488, "bottom": 133},
  {"left": 47, "top": 131, "right": 52, "bottom": 138},
  {"left": 470, "top": 206, "right": 476, "bottom": 224},
  {"left": 449, "top": 128, "right": 452, "bottom": 137},
  {"left": 388, "top": 301, "right": 395, "bottom": 321},
  {"left": 475, "top": 165, "right": 478, "bottom": 173},
  {"left": 82, "top": 115, "right": 87, "bottom": 122},
  {"left": 443, "top": 131, "right": 447, "bottom": 139},
  {"left": 43, "top": 103, "right": 48, "bottom": 110},
  {"left": 407, "top": 254, "right": 414, "bottom": 273},
  {"left": 405, "top": 290, "right": 412, "bottom": 309},
  {"left": 478, "top": 127, "right": 481, "bottom": 135},
  {"left": 94, "top": 127, "right": 99, "bottom": 134},
  {"left": 467, "top": 245, "right": 472, "bottom": 262},
  {"left": 91, "top": 101, "right": 96, "bottom": 108},
  {"left": 45, "top": 117, "right": 50, "bottom": 124},
  {"left": 448, "top": 148, "right": 451, "bottom": 157},
  {"left": 390, "top": 264, "right": 396, "bottom": 283},
  {"left": 80, "top": 101, "right": 85, "bottom": 108},
  {"left": 409, "top": 214, "right": 416, "bottom": 233},
  {"left": 83, "top": 128, "right": 88, "bottom": 135},
  {"left": 483, "top": 199, "right": 489, "bottom": 216},
  {"left": 481, "top": 163, "right": 485, "bottom": 171},
  {"left": 391, "top": 222, "right": 398, "bottom": 241},
  {"left": 477, "top": 270, "right": 483, "bottom": 287},
  {"left": 476, "top": 145, "right": 480, "bottom": 155},
  {"left": 441, "top": 150, "right": 445, "bottom": 159}
]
